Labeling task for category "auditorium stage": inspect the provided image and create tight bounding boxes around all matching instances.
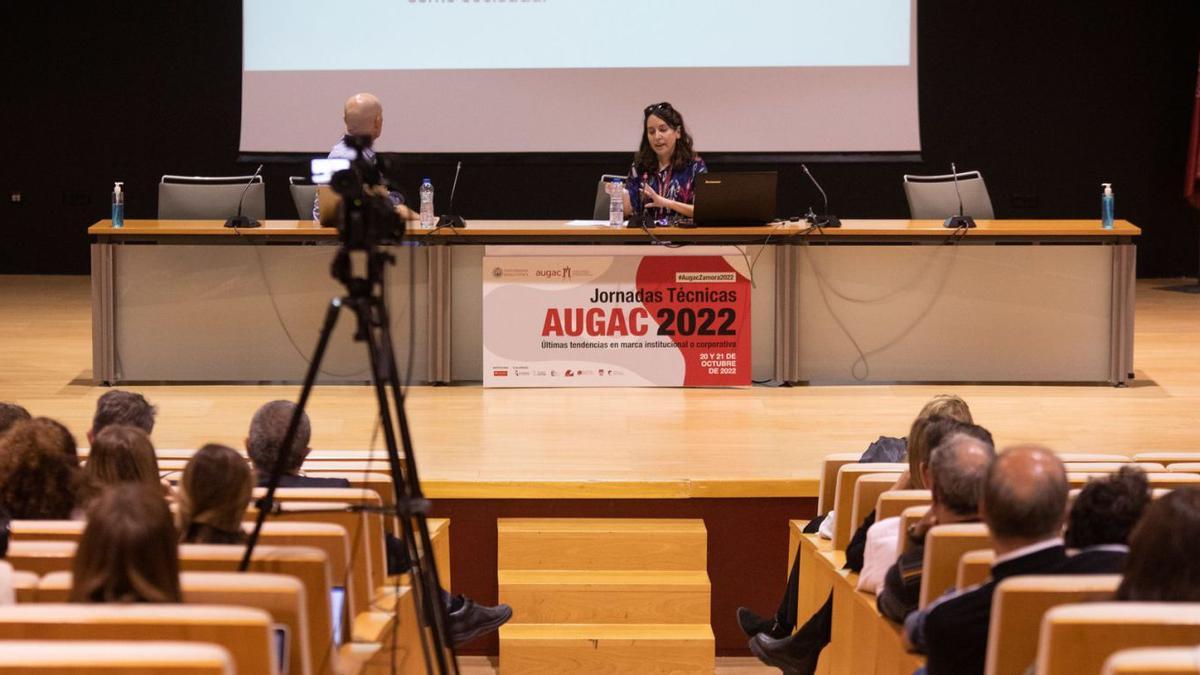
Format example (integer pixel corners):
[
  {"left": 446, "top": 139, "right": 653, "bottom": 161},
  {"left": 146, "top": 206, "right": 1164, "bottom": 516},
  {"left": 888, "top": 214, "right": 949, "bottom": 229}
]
[{"left": 4, "top": 274, "right": 1199, "bottom": 654}]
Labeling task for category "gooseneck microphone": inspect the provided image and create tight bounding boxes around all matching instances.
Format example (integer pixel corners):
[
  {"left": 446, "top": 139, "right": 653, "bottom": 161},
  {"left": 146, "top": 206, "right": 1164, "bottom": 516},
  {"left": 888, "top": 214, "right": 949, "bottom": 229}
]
[
  {"left": 224, "top": 164, "right": 264, "bottom": 229},
  {"left": 942, "top": 162, "right": 977, "bottom": 229},
  {"left": 801, "top": 163, "right": 841, "bottom": 228},
  {"left": 436, "top": 161, "right": 467, "bottom": 228}
]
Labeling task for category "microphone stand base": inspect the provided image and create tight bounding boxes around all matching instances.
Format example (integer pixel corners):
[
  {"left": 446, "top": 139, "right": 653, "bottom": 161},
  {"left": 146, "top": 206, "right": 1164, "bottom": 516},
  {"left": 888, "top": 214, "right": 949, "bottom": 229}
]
[
  {"left": 807, "top": 214, "right": 842, "bottom": 228},
  {"left": 943, "top": 215, "right": 976, "bottom": 229},
  {"left": 224, "top": 216, "right": 261, "bottom": 229},
  {"left": 436, "top": 215, "right": 466, "bottom": 228}
]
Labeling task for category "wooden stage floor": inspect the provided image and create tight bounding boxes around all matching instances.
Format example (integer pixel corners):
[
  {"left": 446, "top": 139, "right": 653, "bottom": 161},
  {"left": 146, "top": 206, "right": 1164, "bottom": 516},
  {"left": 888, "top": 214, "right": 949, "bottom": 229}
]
[
  {"left": 3, "top": 275, "right": 1199, "bottom": 498},
  {"left": 5, "top": 273, "right": 1199, "bottom": 655}
]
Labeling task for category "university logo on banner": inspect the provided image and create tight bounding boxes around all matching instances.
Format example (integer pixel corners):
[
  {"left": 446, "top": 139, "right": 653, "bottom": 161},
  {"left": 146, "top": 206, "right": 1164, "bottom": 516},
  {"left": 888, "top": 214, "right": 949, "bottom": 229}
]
[{"left": 483, "top": 252, "right": 751, "bottom": 387}]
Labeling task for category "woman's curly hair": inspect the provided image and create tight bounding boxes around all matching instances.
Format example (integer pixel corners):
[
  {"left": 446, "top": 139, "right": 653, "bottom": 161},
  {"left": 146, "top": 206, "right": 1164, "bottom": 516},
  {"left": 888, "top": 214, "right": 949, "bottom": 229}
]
[{"left": 0, "top": 418, "right": 86, "bottom": 519}]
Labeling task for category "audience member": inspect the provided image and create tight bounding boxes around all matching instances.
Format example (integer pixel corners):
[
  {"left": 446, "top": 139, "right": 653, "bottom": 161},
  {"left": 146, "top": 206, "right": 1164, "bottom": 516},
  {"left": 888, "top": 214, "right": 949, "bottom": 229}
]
[
  {"left": 70, "top": 483, "right": 181, "bottom": 603},
  {"left": 1064, "top": 465, "right": 1150, "bottom": 570},
  {"left": 876, "top": 424, "right": 995, "bottom": 623},
  {"left": 906, "top": 445, "right": 1124, "bottom": 675},
  {"left": 749, "top": 414, "right": 984, "bottom": 672},
  {"left": 88, "top": 390, "right": 156, "bottom": 443},
  {"left": 84, "top": 425, "right": 161, "bottom": 491},
  {"left": 1116, "top": 486, "right": 1200, "bottom": 602},
  {"left": 0, "top": 403, "right": 30, "bottom": 436},
  {"left": 243, "top": 399, "right": 512, "bottom": 647},
  {"left": 246, "top": 400, "right": 348, "bottom": 488},
  {"left": 0, "top": 418, "right": 85, "bottom": 519},
  {"left": 178, "top": 444, "right": 253, "bottom": 545},
  {"left": 739, "top": 395, "right": 974, "bottom": 647}
]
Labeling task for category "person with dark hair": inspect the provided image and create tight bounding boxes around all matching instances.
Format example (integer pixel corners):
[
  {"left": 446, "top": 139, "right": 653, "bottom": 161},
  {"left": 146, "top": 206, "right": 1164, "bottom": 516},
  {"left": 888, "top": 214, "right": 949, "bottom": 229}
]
[
  {"left": 1116, "top": 486, "right": 1200, "bottom": 602},
  {"left": 906, "top": 445, "right": 1125, "bottom": 675},
  {"left": 84, "top": 425, "right": 161, "bottom": 492},
  {"left": 1064, "top": 465, "right": 1150, "bottom": 570},
  {"left": 88, "top": 390, "right": 156, "bottom": 442},
  {"left": 70, "top": 483, "right": 181, "bottom": 603},
  {"left": 179, "top": 444, "right": 254, "bottom": 545},
  {"left": 622, "top": 101, "right": 706, "bottom": 224},
  {"left": 0, "top": 418, "right": 85, "bottom": 519},
  {"left": 749, "top": 417, "right": 988, "bottom": 672},
  {"left": 246, "top": 400, "right": 349, "bottom": 488},
  {"left": 0, "top": 403, "right": 31, "bottom": 436}
]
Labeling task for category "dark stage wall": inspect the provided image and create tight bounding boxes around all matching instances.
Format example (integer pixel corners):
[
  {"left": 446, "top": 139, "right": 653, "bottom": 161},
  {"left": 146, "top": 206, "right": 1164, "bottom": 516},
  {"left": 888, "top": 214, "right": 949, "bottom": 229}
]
[{"left": 4, "top": 2, "right": 1198, "bottom": 276}]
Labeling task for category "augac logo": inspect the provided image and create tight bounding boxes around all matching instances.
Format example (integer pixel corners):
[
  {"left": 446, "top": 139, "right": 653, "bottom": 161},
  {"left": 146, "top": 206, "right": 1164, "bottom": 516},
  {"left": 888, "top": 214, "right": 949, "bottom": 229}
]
[
  {"left": 535, "top": 266, "right": 572, "bottom": 279},
  {"left": 491, "top": 267, "right": 503, "bottom": 278}
]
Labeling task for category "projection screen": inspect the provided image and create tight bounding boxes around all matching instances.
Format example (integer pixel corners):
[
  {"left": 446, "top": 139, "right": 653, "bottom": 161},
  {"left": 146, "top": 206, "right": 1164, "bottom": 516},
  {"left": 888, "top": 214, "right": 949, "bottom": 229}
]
[{"left": 240, "top": 0, "right": 919, "bottom": 154}]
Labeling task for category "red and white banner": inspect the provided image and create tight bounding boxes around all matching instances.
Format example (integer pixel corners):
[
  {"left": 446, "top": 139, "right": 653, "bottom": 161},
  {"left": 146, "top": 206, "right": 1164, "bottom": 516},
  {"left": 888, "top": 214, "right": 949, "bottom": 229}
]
[{"left": 483, "top": 247, "right": 752, "bottom": 387}]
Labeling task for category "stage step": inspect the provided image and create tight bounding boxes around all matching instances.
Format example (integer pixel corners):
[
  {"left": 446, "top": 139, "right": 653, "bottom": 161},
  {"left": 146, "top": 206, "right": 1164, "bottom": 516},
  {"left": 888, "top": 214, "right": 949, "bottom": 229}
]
[
  {"left": 499, "top": 569, "right": 711, "bottom": 624},
  {"left": 497, "top": 518, "right": 707, "bottom": 571},
  {"left": 498, "top": 623, "right": 715, "bottom": 675}
]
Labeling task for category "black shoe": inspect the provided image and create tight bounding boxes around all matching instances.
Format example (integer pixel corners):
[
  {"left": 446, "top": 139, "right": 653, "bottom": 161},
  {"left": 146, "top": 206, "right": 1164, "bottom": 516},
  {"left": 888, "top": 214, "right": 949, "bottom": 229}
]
[
  {"left": 447, "top": 598, "right": 513, "bottom": 648},
  {"left": 737, "top": 607, "right": 790, "bottom": 639},
  {"left": 749, "top": 633, "right": 821, "bottom": 675}
]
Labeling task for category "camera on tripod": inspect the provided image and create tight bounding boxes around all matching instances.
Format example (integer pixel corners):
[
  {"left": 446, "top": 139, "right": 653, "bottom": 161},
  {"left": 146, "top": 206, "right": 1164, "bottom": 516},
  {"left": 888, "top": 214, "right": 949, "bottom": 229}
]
[{"left": 312, "top": 134, "right": 405, "bottom": 250}]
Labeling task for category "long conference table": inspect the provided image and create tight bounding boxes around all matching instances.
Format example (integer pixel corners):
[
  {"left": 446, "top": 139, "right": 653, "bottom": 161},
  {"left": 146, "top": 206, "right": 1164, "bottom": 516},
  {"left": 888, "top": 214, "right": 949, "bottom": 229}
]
[{"left": 88, "top": 219, "right": 1139, "bottom": 386}]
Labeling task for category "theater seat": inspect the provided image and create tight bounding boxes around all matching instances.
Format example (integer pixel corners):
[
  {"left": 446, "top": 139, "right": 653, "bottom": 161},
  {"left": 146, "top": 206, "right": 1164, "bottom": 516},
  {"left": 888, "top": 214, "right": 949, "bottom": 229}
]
[
  {"left": 0, "top": 640, "right": 234, "bottom": 674},
  {"left": 1036, "top": 602, "right": 1200, "bottom": 675}
]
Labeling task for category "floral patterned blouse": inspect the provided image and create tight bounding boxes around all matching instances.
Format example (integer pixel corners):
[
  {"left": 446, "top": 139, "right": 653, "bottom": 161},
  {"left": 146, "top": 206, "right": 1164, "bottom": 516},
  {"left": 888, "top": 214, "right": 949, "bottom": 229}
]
[{"left": 625, "top": 157, "right": 708, "bottom": 224}]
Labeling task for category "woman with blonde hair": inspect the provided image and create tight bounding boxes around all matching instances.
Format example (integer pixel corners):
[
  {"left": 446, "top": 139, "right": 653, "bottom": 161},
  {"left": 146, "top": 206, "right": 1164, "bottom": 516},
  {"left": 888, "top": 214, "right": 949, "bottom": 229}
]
[
  {"left": 70, "top": 483, "right": 181, "bottom": 603},
  {"left": 740, "top": 395, "right": 975, "bottom": 670},
  {"left": 178, "top": 444, "right": 254, "bottom": 545}
]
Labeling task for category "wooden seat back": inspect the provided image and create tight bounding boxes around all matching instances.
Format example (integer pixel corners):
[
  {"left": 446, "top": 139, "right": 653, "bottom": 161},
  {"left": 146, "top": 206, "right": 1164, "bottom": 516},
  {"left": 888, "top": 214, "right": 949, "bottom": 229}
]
[
  {"left": 832, "top": 464, "right": 905, "bottom": 549},
  {"left": 1057, "top": 453, "right": 1130, "bottom": 462},
  {"left": 1101, "top": 646, "right": 1200, "bottom": 675},
  {"left": 10, "top": 541, "right": 339, "bottom": 675},
  {"left": 1036, "top": 603, "right": 1200, "bottom": 675},
  {"left": 1062, "top": 462, "right": 1165, "bottom": 473},
  {"left": 1133, "top": 452, "right": 1200, "bottom": 466},
  {"left": 1167, "top": 463, "right": 1200, "bottom": 473},
  {"left": 919, "top": 522, "right": 990, "bottom": 607},
  {"left": 850, "top": 474, "right": 903, "bottom": 543},
  {"left": 984, "top": 574, "right": 1120, "bottom": 675},
  {"left": 818, "top": 453, "right": 864, "bottom": 514},
  {"left": 0, "top": 603, "right": 274, "bottom": 674},
  {"left": 37, "top": 571, "right": 312, "bottom": 675},
  {"left": 0, "top": 640, "right": 235, "bottom": 673},
  {"left": 253, "top": 488, "right": 387, "bottom": 590},
  {"left": 897, "top": 505, "right": 930, "bottom": 555},
  {"left": 876, "top": 490, "right": 932, "bottom": 521},
  {"left": 1069, "top": 472, "right": 1200, "bottom": 489},
  {"left": 956, "top": 549, "right": 994, "bottom": 590}
]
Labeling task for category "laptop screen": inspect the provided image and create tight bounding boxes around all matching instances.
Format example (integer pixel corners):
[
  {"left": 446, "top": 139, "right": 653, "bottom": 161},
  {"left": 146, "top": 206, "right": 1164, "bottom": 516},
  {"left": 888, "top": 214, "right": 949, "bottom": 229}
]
[{"left": 331, "top": 586, "right": 347, "bottom": 645}]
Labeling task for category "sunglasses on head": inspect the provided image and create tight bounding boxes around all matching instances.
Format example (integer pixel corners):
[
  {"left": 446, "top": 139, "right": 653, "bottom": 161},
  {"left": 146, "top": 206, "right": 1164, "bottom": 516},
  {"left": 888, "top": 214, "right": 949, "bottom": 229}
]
[{"left": 644, "top": 102, "right": 675, "bottom": 116}]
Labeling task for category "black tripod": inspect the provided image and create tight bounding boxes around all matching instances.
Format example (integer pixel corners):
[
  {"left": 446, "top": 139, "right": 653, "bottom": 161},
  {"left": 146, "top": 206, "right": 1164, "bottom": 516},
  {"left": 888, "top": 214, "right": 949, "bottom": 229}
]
[{"left": 239, "top": 242, "right": 457, "bottom": 675}]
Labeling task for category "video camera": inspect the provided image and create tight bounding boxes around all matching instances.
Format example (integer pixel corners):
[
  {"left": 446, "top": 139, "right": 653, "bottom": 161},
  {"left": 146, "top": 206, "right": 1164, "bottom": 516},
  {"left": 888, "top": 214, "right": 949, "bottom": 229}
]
[{"left": 312, "top": 134, "right": 405, "bottom": 250}]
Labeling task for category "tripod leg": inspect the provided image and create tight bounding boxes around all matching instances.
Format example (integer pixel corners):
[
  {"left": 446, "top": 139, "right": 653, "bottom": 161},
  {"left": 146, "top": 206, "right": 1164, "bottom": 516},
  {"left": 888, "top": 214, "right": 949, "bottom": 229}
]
[
  {"left": 240, "top": 297, "right": 345, "bottom": 572},
  {"left": 361, "top": 296, "right": 457, "bottom": 675}
]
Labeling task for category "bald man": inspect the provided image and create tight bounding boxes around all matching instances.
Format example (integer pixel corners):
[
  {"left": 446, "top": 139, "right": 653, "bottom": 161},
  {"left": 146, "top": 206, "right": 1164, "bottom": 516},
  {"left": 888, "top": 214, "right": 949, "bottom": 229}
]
[
  {"left": 314, "top": 92, "right": 419, "bottom": 222},
  {"left": 904, "top": 445, "right": 1123, "bottom": 675}
]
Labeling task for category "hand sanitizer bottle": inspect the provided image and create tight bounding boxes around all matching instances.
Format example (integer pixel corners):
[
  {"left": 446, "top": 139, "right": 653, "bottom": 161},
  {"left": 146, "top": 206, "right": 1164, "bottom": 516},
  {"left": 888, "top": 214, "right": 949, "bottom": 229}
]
[
  {"left": 112, "top": 182, "right": 124, "bottom": 228},
  {"left": 1101, "top": 183, "right": 1114, "bottom": 230}
]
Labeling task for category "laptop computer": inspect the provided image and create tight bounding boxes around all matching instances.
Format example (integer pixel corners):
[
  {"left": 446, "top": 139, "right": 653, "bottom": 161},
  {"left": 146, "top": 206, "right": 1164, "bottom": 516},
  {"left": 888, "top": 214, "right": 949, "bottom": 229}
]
[{"left": 693, "top": 171, "right": 778, "bottom": 227}]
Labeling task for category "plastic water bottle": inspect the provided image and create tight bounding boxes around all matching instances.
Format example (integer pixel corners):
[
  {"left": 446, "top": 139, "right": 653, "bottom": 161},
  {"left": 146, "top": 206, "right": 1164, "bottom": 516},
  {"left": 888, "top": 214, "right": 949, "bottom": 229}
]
[
  {"left": 111, "top": 181, "right": 124, "bottom": 228},
  {"left": 419, "top": 178, "right": 434, "bottom": 229},
  {"left": 1101, "top": 183, "right": 1114, "bottom": 229},
  {"left": 608, "top": 178, "right": 625, "bottom": 228}
]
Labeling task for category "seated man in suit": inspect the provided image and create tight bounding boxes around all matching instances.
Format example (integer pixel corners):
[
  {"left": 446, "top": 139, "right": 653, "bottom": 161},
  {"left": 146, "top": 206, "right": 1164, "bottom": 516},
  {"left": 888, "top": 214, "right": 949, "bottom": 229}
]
[
  {"left": 245, "top": 399, "right": 513, "bottom": 647},
  {"left": 905, "top": 445, "right": 1124, "bottom": 675}
]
